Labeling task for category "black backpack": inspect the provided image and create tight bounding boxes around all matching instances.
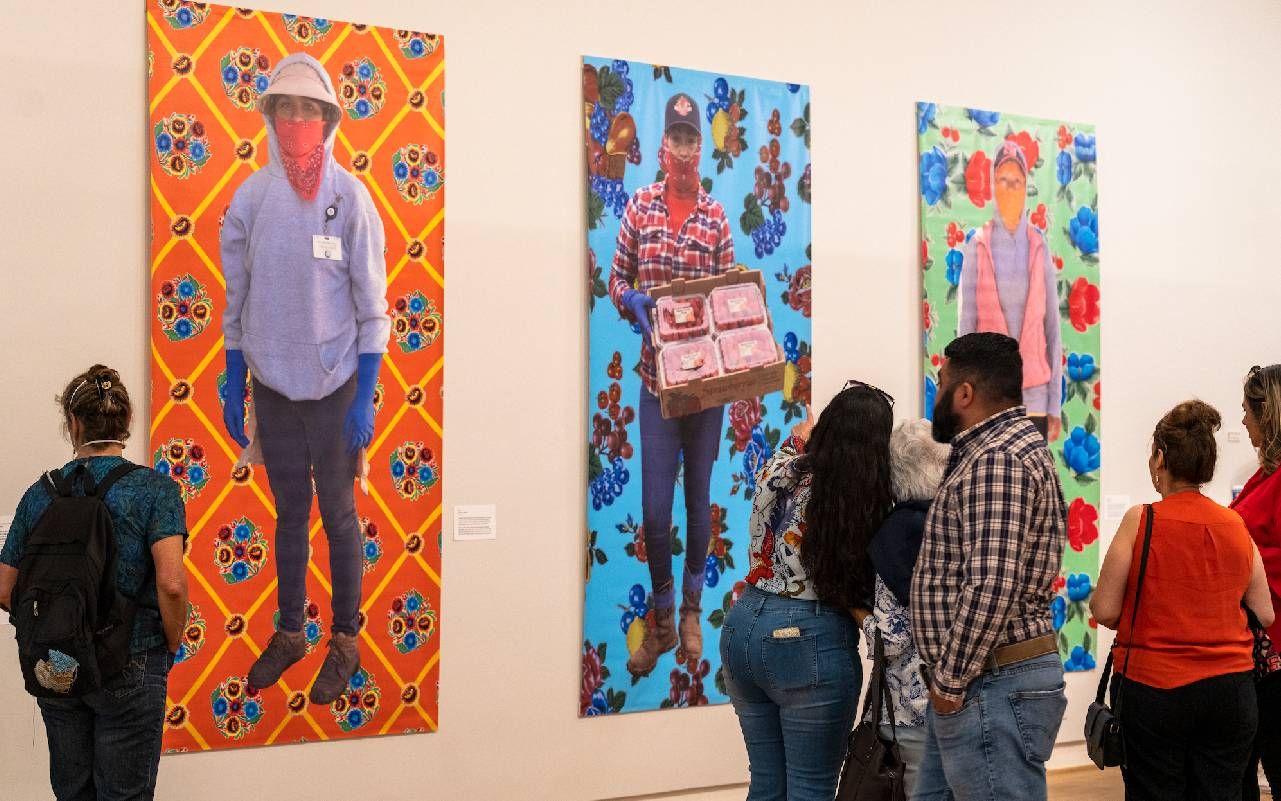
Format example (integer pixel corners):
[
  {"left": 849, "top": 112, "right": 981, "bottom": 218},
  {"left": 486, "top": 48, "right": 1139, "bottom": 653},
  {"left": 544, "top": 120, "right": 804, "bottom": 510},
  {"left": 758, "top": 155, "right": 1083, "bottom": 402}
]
[{"left": 11, "top": 462, "right": 149, "bottom": 698}]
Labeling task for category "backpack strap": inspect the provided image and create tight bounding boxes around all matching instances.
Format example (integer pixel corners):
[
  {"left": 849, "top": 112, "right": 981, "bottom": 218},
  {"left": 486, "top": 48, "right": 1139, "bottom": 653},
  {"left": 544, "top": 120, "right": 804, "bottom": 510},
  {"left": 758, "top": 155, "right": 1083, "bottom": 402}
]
[
  {"left": 93, "top": 462, "right": 149, "bottom": 500},
  {"left": 40, "top": 466, "right": 77, "bottom": 499}
]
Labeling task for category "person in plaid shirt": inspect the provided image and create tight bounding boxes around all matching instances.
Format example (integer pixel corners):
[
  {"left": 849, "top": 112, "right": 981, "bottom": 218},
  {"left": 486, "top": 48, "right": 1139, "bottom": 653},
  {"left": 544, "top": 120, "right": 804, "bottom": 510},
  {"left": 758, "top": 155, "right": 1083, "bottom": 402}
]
[
  {"left": 608, "top": 92, "right": 735, "bottom": 679},
  {"left": 910, "top": 333, "right": 1068, "bottom": 801}
]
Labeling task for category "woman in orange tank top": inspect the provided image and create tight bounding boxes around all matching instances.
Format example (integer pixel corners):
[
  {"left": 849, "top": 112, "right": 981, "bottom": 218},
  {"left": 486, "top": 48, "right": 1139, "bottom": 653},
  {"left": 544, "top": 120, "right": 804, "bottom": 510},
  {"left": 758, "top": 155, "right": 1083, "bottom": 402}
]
[{"left": 1092, "top": 400, "right": 1273, "bottom": 801}]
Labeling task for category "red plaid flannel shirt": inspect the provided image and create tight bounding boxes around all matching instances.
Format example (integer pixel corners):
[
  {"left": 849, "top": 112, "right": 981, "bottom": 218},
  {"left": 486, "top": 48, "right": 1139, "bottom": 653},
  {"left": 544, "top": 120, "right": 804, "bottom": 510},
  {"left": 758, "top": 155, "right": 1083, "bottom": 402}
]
[{"left": 608, "top": 182, "right": 736, "bottom": 395}]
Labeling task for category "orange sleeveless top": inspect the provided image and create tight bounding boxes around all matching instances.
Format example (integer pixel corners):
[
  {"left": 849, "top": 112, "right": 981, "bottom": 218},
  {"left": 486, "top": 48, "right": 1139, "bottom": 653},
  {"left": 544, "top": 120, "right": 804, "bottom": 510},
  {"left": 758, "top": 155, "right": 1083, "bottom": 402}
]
[{"left": 1112, "top": 492, "right": 1254, "bottom": 689}]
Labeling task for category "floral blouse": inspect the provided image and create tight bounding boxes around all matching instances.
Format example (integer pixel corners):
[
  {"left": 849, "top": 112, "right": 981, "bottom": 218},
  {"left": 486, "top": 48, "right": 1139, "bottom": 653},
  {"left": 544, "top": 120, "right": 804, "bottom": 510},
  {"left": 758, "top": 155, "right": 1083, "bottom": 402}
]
[
  {"left": 746, "top": 441, "right": 817, "bottom": 600},
  {"left": 862, "top": 575, "right": 928, "bottom": 728}
]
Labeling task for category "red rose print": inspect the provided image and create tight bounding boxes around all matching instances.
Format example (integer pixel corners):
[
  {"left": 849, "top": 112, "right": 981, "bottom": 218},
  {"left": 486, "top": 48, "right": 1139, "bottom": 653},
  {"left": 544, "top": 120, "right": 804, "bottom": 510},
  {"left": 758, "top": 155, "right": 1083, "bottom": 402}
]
[
  {"left": 1030, "top": 203, "right": 1048, "bottom": 230},
  {"left": 946, "top": 221, "right": 964, "bottom": 248},
  {"left": 1057, "top": 125, "right": 1073, "bottom": 150},
  {"left": 964, "top": 150, "right": 992, "bottom": 208},
  {"left": 729, "top": 398, "right": 764, "bottom": 453},
  {"left": 1006, "top": 131, "right": 1040, "bottom": 170},
  {"left": 1068, "top": 277, "right": 1101, "bottom": 332},
  {"left": 580, "top": 642, "right": 603, "bottom": 715},
  {"left": 1053, "top": 575, "right": 1066, "bottom": 593},
  {"left": 1093, "top": 381, "right": 1101, "bottom": 411},
  {"left": 1068, "top": 497, "right": 1099, "bottom": 552},
  {"left": 788, "top": 265, "right": 812, "bottom": 317}
]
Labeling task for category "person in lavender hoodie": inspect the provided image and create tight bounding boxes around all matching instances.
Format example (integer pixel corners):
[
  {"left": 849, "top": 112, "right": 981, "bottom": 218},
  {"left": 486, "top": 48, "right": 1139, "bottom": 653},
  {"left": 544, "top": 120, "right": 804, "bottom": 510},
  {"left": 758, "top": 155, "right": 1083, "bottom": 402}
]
[
  {"left": 957, "top": 140, "right": 1063, "bottom": 442},
  {"left": 219, "top": 53, "right": 390, "bottom": 704}
]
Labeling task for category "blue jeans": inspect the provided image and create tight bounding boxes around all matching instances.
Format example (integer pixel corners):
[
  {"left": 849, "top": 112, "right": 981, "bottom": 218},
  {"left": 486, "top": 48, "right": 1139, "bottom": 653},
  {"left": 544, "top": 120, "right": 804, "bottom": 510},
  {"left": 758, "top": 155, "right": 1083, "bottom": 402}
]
[
  {"left": 720, "top": 585, "right": 863, "bottom": 801},
  {"left": 638, "top": 388, "right": 724, "bottom": 606},
  {"left": 37, "top": 645, "right": 172, "bottom": 801},
  {"left": 913, "top": 652, "right": 1066, "bottom": 801}
]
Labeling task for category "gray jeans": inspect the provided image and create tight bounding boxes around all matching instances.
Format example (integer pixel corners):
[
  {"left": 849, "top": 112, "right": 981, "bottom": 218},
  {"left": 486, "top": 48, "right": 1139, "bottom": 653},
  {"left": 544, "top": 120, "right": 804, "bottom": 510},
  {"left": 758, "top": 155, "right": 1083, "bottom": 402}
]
[{"left": 253, "top": 377, "right": 362, "bottom": 635}]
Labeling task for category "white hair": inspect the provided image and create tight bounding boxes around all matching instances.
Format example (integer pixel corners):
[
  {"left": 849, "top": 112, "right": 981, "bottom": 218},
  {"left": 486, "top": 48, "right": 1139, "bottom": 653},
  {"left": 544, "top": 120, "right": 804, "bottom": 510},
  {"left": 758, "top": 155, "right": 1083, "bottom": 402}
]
[{"left": 889, "top": 419, "right": 950, "bottom": 502}]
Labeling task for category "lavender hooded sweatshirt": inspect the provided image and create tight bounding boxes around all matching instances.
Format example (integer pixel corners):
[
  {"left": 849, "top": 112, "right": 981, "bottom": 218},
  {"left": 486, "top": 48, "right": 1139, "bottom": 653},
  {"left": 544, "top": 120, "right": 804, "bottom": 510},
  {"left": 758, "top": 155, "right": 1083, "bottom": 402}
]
[{"left": 221, "top": 53, "right": 390, "bottom": 402}]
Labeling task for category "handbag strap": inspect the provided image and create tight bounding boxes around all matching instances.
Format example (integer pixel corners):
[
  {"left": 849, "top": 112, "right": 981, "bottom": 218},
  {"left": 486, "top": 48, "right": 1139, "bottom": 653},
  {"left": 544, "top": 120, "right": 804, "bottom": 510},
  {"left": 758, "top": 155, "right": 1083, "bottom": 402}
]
[
  {"left": 857, "top": 629, "right": 899, "bottom": 741},
  {"left": 1111, "top": 504, "right": 1155, "bottom": 717}
]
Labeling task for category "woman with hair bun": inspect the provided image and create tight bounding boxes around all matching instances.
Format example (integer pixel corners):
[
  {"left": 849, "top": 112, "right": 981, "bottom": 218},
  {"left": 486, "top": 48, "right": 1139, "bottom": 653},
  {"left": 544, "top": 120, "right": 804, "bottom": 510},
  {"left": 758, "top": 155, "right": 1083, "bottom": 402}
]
[
  {"left": 0, "top": 365, "right": 189, "bottom": 801},
  {"left": 1092, "top": 400, "right": 1274, "bottom": 800},
  {"left": 1234, "top": 365, "right": 1281, "bottom": 801}
]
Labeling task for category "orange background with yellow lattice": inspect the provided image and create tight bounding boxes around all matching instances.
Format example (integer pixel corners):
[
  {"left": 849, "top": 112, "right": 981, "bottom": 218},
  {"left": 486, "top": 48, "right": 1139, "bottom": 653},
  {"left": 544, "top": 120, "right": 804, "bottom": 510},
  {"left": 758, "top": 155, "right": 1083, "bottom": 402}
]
[{"left": 146, "top": 2, "right": 443, "bottom": 752}]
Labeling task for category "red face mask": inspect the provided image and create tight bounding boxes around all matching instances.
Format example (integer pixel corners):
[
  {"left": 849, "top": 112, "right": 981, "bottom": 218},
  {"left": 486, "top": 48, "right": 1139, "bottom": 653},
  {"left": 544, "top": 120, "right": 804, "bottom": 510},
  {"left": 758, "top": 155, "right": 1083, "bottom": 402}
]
[
  {"left": 274, "top": 118, "right": 326, "bottom": 201},
  {"left": 661, "top": 143, "right": 702, "bottom": 197}
]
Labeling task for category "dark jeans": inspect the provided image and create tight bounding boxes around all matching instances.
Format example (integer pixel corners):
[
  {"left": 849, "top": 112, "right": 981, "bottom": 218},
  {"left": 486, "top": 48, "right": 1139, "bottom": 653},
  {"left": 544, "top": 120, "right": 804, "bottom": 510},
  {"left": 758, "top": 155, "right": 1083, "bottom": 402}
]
[
  {"left": 37, "top": 645, "right": 172, "bottom": 801},
  {"left": 253, "top": 377, "right": 362, "bottom": 634},
  {"left": 1242, "top": 671, "right": 1281, "bottom": 801},
  {"left": 720, "top": 585, "right": 863, "bottom": 801},
  {"left": 1112, "top": 670, "right": 1257, "bottom": 801},
  {"left": 638, "top": 388, "right": 723, "bottom": 606}
]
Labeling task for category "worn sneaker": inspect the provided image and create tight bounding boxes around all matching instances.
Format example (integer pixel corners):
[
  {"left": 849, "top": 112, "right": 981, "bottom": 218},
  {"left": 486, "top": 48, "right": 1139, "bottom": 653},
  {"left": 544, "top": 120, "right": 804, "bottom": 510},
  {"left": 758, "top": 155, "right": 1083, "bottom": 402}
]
[
  {"left": 247, "top": 629, "right": 306, "bottom": 690},
  {"left": 308, "top": 633, "right": 361, "bottom": 705}
]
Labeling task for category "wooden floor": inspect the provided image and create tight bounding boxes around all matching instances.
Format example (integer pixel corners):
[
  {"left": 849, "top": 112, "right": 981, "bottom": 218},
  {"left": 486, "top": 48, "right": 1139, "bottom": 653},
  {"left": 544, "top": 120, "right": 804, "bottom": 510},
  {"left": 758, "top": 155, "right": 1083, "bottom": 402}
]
[{"left": 1048, "top": 767, "right": 1124, "bottom": 800}]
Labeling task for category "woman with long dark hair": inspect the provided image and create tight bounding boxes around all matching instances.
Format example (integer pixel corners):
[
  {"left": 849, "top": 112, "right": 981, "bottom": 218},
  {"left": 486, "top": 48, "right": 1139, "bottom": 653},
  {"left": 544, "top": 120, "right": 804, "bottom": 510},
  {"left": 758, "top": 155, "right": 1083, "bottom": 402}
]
[{"left": 719, "top": 382, "right": 894, "bottom": 800}]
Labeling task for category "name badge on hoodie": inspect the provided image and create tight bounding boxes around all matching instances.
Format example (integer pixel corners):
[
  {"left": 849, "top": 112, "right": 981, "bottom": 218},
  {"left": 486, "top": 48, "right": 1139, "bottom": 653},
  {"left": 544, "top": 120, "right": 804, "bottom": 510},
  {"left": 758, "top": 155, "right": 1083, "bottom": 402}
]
[{"left": 313, "top": 235, "right": 343, "bottom": 261}]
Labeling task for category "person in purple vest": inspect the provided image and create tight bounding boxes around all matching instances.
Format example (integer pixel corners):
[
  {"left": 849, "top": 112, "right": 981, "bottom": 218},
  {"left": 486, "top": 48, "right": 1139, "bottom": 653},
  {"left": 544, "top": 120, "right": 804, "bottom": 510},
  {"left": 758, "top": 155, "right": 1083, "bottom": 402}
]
[{"left": 957, "top": 140, "right": 1063, "bottom": 442}]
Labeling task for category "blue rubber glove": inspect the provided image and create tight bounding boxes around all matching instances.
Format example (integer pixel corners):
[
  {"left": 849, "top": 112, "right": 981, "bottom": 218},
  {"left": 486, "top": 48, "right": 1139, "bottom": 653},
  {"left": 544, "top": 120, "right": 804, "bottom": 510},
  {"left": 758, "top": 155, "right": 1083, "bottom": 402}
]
[
  {"left": 622, "top": 289, "right": 656, "bottom": 346},
  {"left": 223, "top": 350, "right": 250, "bottom": 448},
  {"left": 344, "top": 353, "right": 381, "bottom": 456}
]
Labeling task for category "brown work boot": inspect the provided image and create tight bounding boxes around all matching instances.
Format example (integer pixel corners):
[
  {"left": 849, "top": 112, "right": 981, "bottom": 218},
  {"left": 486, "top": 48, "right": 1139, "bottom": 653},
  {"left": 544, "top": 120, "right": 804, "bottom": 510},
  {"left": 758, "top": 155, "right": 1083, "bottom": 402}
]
[
  {"left": 308, "top": 633, "right": 361, "bottom": 705},
  {"left": 626, "top": 606, "right": 677, "bottom": 679},
  {"left": 679, "top": 592, "right": 703, "bottom": 663},
  {"left": 248, "top": 629, "right": 306, "bottom": 690}
]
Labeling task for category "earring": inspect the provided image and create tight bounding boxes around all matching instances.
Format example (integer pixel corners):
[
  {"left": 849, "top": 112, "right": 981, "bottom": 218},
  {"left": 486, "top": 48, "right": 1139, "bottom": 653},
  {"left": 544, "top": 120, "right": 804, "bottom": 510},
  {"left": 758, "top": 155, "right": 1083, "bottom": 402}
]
[{"left": 1151, "top": 472, "right": 1160, "bottom": 492}]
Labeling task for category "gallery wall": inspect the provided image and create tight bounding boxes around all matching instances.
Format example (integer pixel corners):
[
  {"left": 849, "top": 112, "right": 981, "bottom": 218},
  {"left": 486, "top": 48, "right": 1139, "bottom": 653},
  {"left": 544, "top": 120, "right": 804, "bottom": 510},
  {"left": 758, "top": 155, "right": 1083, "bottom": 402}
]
[{"left": 1, "top": 0, "right": 1279, "bottom": 799}]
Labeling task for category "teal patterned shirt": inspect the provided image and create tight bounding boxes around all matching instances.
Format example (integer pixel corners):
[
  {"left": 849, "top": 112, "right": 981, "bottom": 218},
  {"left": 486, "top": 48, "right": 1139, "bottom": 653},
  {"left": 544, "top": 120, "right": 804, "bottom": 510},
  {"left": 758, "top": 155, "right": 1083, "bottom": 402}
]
[{"left": 1, "top": 456, "right": 188, "bottom": 653}]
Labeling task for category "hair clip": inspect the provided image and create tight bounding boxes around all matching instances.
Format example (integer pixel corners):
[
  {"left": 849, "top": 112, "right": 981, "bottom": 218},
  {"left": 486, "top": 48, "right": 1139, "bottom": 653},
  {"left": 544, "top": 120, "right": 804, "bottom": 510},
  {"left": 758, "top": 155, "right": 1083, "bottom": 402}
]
[{"left": 92, "top": 375, "right": 107, "bottom": 400}]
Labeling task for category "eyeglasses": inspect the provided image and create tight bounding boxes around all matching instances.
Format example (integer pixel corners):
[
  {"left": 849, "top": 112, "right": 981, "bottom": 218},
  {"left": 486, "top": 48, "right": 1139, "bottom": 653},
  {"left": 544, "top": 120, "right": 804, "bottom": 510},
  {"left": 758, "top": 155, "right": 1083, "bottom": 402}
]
[{"left": 843, "top": 379, "right": 895, "bottom": 409}]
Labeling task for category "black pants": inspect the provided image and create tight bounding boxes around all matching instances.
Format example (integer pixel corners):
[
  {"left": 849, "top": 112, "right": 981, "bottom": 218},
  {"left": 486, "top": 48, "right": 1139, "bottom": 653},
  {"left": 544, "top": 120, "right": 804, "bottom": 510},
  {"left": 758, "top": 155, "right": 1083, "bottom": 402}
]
[
  {"left": 1242, "top": 671, "right": 1281, "bottom": 801},
  {"left": 1112, "top": 671, "right": 1257, "bottom": 801}
]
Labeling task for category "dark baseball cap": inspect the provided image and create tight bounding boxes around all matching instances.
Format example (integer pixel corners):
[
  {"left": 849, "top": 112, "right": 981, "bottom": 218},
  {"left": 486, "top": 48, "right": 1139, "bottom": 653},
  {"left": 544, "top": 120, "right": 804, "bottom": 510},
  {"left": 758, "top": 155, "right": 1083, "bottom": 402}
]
[{"left": 664, "top": 93, "right": 700, "bottom": 136}]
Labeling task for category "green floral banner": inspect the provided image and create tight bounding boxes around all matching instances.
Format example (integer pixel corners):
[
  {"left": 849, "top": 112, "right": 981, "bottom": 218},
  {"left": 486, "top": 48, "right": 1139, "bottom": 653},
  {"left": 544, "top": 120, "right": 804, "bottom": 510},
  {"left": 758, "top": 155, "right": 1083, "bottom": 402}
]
[{"left": 917, "top": 102, "right": 1100, "bottom": 671}]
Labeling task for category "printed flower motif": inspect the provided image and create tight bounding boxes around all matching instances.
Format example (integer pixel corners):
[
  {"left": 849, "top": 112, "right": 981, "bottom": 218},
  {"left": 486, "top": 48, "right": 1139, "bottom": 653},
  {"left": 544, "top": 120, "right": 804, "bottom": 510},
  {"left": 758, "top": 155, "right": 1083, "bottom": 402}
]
[
  {"left": 1052, "top": 596, "right": 1066, "bottom": 630},
  {"left": 213, "top": 517, "right": 269, "bottom": 585},
  {"left": 919, "top": 146, "right": 948, "bottom": 206},
  {"left": 1093, "top": 381, "right": 1102, "bottom": 411},
  {"left": 1066, "top": 353, "right": 1096, "bottom": 382},
  {"left": 728, "top": 398, "right": 764, "bottom": 454},
  {"left": 360, "top": 516, "right": 383, "bottom": 573},
  {"left": 1005, "top": 131, "right": 1039, "bottom": 170},
  {"left": 156, "top": 274, "right": 213, "bottom": 342},
  {"left": 1056, "top": 150, "right": 1073, "bottom": 186},
  {"left": 964, "top": 150, "right": 992, "bottom": 208},
  {"left": 272, "top": 600, "right": 325, "bottom": 654},
  {"left": 331, "top": 668, "right": 381, "bottom": 732},
  {"left": 1067, "top": 573, "right": 1093, "bottom": 602},
  {"left": 391, "top": 144, "right": 444, "bottom": 205},
  {"left": 1057, "top": 124, "right": 1073, "bottom": 150},
  {"left": 211, "top": 676, "right": 263, "bottom": 740},
  {"left": 1068, "top": 497, "right": 1099, "bottom": 552},
  {"left": 945, "top": 249, "right": 963, "bottom": 286},
  {"left": 786, "top": 264, "right": 812, "bottom": 317},
  {"left": 390, "top": 441, "right": 440, "bottom": 500},
  {"left": 387, "top": 590, "right": 437, "bottom": 654},
  {"left": 393, "top": 30, "right": 440, "bottom": 59},
  {"left": 390, "top": 290, "right": 442, "bottom": 352},
  {"left": 158, "top": 0, "right": 210, "bottom": 29},
  {"left": 1065, "top": 644, "right": 1096, "bottom": 672},
  {"left": 924, "top": 375, "right": 938, "bottom": 421},
  {"left": 338, "top": 57, "right": 386, "bottom": 120},
  {"left": 281, "top": 14, "right": 333, "bottom": 46},
  {"left": 219, "top": 48, "right": 271, "bottom": 111},
  {"left": 1067, "top": 277, "right": 1100, "bottom": 332},
  {"left": 966, "top": 108, "right": 1001, "bottom": 131},
  {"left": 173, "top": 604, "right": 206, "bottom": 664},
  {"left": 1069, "top": 206, "right": 1099, "bottom": 256},
  {"left": 1063, "top": 426, "right": 1101, "bottom": 475},
  {"left": 1074, "top": 133, "right": 1097, "bottom": 163},
  {"left": 916, "top": 102, "right": 937, "bottom": 135},
  {"left": 740, "top": 427, "right": 774, "bottom": 495},
  {"left": 154, "top": 113, "right": 211, "bottom": 179},
  {"left": 581, "top": 641, "right": 605, "bottom": 715},
  {"left": 152, "top": 437, "right": 209, "bottom": 501},
  {"left": 1030, "top": 203, "right": 1048, "bottom": 230}
]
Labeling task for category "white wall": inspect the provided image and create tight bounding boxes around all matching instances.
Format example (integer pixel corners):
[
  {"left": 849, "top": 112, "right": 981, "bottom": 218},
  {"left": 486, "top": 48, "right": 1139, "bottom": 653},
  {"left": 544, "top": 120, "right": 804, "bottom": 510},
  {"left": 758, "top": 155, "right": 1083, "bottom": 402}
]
[{"left": 2, "top": 1, "right": 1279, "bottom": 798}]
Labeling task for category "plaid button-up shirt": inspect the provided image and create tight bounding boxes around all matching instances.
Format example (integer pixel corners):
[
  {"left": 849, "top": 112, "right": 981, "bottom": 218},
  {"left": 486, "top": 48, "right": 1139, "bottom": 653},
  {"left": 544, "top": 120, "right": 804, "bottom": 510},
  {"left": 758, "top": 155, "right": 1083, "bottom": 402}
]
[
  {"left": 608, "top": 181, "right": 736, "bottom": 395},
  {"left": 910, "top": 406, "right": 1067, "bottom": 703}
]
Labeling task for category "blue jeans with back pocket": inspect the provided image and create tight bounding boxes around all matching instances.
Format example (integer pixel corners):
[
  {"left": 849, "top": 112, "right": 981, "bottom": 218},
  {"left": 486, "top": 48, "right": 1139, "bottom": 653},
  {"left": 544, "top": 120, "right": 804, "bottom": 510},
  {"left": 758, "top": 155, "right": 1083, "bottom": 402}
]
[
  {"left": 719, "top": 584, "right": 863, "bottom": 801},
  {"left": 912, "top": 651, "right": 1066, "bottom": 801},
  {"left": 36, "top": 644, "right": 172, "bottom": 801}
]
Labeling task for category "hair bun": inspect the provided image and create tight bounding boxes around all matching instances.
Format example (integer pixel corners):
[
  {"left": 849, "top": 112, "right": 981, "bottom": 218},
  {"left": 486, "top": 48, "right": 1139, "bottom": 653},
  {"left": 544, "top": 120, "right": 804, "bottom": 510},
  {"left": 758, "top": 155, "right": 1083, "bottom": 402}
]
[{"left": 1166, "top": 399, "right": 1221, "bottom": 435}]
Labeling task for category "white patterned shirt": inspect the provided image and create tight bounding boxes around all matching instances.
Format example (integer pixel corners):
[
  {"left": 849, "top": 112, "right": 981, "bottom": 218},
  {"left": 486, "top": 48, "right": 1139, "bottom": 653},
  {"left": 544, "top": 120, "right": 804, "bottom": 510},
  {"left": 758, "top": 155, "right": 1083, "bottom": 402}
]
[{"left": 862, "top": 576, "right": 928, "bottom": 727}]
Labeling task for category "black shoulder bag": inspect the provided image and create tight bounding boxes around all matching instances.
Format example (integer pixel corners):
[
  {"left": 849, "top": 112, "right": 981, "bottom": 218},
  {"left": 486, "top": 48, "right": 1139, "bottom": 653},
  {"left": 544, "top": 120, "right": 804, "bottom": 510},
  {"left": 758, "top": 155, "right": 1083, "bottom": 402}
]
[
  {"left": 1084, "top": 503, "right": 1154, "bottom": 770},
  {"left": 836, "top": 629, "right": 907, "bottom": 801}
]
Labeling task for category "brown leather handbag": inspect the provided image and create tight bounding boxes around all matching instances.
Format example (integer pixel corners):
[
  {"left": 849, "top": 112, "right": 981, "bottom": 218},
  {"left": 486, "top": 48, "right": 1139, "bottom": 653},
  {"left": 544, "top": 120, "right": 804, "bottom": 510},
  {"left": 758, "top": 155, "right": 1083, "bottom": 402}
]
[{"left": 835, "top": 630, "right": 907, "bottom": 801}]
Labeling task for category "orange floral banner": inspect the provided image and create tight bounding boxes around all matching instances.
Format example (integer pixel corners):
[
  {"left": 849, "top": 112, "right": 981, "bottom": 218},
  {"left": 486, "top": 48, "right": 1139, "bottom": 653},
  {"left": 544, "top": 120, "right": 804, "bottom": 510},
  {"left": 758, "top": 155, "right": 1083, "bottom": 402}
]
[{"left": 146, "top": 1, "right": 444, "bottom": 751}]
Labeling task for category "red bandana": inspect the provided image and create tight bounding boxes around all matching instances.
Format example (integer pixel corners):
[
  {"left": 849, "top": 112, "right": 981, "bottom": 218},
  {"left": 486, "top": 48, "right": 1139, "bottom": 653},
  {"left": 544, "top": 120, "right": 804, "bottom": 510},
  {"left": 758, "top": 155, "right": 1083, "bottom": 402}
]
[{"left": 275, "top": 119, "right": 326, "bottom": 201}]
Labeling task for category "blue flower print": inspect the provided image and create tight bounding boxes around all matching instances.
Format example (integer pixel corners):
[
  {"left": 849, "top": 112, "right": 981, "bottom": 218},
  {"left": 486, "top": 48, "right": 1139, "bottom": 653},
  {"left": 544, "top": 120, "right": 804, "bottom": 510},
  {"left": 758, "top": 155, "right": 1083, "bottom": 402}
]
[
  {"left": 924, "top": 375, "right": 937, "bottom": 422},
  {"left": 1069, "top": 206, "right": 1099, "bottom": 256},
  {"left": 222, "top": 65, "right": 239, "bottom": 84},
  {"left": 156, "top": 132, "right": 172, "bottom": 154},
  {"left": 231, "top": 561, "right": 249, "bottom": 581},
  {"left": 1067, "top": 353, "right": 1096, "bottom": 382},
  {"left": 1067, "top": 573, "right": 1092, "bottom": 602},
  {"left": 916, "top": 102, "right": 936, "bottom": 135},
  {"left": 1056, "top": 150, "right": 1073, "bottom": 186},
  {"left": 919, "top": 146, "right": 948, "bottom": 206},
  {"left": 255, "top": 75, "right": 269, "bottom": 93},
  {"left": 1065, "top": 645, "right": 1096, "bottom": 672},
  {"left": 1074, "top": 133, "right": 1096, "bottom": 163},
  {"left": 1052, "top": 595, "right": 1066, "bottom": 630},
  {"left": 966, "top": 108, "right": 1000, "bottom": 129},
  {"left": 1063, "top": 426, "right": 1101, "bottom": 474},
  {"left": 945, "top": 249, "right": 963, "bottom": 286}
]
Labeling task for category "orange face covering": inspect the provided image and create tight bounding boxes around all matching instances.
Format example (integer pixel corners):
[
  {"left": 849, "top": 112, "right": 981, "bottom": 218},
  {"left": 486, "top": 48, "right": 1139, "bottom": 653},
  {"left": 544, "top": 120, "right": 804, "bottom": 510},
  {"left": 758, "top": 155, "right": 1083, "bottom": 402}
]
[{"left": 275, "top": 119, "right": 326, "bottom": 201}]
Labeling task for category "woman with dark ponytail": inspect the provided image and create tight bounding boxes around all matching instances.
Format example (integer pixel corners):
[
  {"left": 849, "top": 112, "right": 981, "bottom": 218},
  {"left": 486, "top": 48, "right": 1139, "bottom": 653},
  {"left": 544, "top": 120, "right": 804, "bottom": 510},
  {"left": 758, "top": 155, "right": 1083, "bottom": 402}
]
[
  {"left": 0, "top": 365, "right": 189, "bottom": 801},
  {"left": 719, "top": 382, "right": 894, "bottom": 800}
]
